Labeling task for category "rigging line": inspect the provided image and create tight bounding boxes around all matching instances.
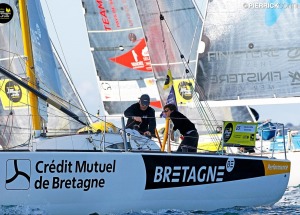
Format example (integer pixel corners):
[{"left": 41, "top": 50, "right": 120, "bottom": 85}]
[
  {"left": 0, "top": 49, "right": 28, "bottom": 79},
  {"left": 184, "top": 67, "right": 220, "bottom": 131},
  {"left": 3, "top": 38, "right": 91, "bottom": 125},
  {"left": 155, "top": 7, "right": 195, "bottom": 79},
  {"left": 3, "top": 10, "right": 25, "bottom": 78},
  {"left": 0, "top": 81, "right": 52, "bottom": 124},
  {"left": 0, "top": 90, "right": 84, "bottom": 130},
  {"left": 187, "top": 17, "right": 200, "bottom": 62},
  {"left": 42, "top": 107, "right": 84, "bottom": 125},
  {"left": 0, "top": 66, "right": 88, "bottom": 126},
  {"left": 4, "top": 53, "right": 47, "bottom": 95},
  {"left": 2, "top": 111, "right": 12, "bottom": 138},
  {"left": 8, "top": 9, "right": 11, "bottom": 72},
  {"left": 155, "top": 0, "right": 171, "bottom": 71},
  {"left": 7, "top": 111, "right": 14, "bottom": 145},
  {"left": 167, "top": 32, "right": 218, "bottom": 130},
  {"left": 43, "top": 0, "right": 71, "bottom": 73},
  {"left": 152, "top": 3, "right": 199, "bottom": 74},
  {"left": 192, "top": 0, "right": 207, "bottom": 21},
  {"left": 158, "top": 12, "right": 182, "bottom": 61},
  {"left": 0, "top": 65, "right": 112, "bottom": 130},
  {"left": 5, "top": 138, "right": 32, "bottom": 150},
  {"left": 151, "top": 60, "right": 197, "bottom": 66},
  {"left": 0, "top": 70, "right": 33, "bottom": 142},
  {"left": 0, "top": 55, "right": 25, "bottom": 62},
  {"left": 0, "top": 71, "right": 20, "bottom": 115},
  {"left": 0, "top": 51, "right": 62, "bottom": 110},
  {"left": 88, "top": 27, "right": 143, "bottom": 33},
  {"left": 51, "top": 44, "right": 91, "bottom": 123},
  {"left": 0, "top": 64, "right": 89, "bottom": 123},
  {"left": 153, "top": 2, "right": 219, "bottom": 134},
  {"left": 164, "top": 44, "right": 219, "bottom": 136},
  {"left": 10, "top": 5, "right": 22, "bottom": 71}
]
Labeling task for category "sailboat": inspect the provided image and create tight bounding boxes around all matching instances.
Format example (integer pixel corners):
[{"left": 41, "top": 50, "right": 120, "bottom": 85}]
[
  {"left": 195, "top": 0, "right": 300, "bottom": 187},
  {"left": 0, "top": 0, "right": 291, "bottom": 214}
]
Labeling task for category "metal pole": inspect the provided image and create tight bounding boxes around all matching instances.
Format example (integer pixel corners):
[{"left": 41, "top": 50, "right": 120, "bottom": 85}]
[
  {"left": 121, "top": 116, "right": 128, "bottom": 151},
  {"left": 281, "top": 123, "right": 287, "bottom": 160}
]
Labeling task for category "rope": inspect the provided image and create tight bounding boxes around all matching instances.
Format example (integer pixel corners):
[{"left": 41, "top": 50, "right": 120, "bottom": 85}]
[
  {"left": 155, "top": 0, "right": 171, "bottom": 71},
  {"left": 43, "top": 0, "right": 71, "bottom": 73},
  {"left": 153, "top": 1, "right": 221, "bottom": 146}
]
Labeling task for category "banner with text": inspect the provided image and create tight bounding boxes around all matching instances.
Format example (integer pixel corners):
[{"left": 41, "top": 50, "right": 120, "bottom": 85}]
[{"left": 222, "top": 121, "right": 257, "bottom": 147}]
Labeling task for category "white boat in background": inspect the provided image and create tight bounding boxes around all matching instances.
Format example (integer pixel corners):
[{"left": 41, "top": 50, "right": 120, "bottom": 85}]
[
  {"left": 0, "top": 0, "right": 291, "bottom": 214},
  {"left": 254, "top": 121, "right": 300, "bottom": 187}
]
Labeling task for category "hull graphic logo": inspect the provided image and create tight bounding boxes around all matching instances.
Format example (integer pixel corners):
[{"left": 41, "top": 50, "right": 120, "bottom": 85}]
[
  {"left": 142, "top": 155, "right": 246, "bottom": 189},
  {"left": 6, "top": 159, "right": 30, "bottom": 190},
  {"left": 143, "top": 155, "right": 269, "bottom": 190},
  {"left": 226, "top": 157, "right": 235, "bottom": 172}
]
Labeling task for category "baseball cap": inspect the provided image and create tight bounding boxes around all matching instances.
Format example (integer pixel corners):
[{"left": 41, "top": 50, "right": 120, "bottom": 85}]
[{"left": 139, "top": 94, "right": 150, "bottom": 106}]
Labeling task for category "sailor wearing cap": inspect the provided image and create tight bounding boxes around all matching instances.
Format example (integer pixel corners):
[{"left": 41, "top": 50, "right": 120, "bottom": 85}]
[{"left": 124, "top": 94, "right": 156, "bottom": 137}]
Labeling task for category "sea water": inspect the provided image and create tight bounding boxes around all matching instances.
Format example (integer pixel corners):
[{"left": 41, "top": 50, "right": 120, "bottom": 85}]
[{"left": 1, "top": 186, "right": 299, "bottom": 215}]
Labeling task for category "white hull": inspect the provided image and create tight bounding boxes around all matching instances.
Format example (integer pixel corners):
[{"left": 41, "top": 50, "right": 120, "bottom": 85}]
[
  {"left": 283, "top": 151, "right": 300, "bottom": 187},
  {"left": 0, "top": 131, "right": 290, "bottom": 215},
  {"left": 255, "top": 134, "right": 300, "bottom": 187},
  {"left": 258, "top": 150, "right": 300, "bottom": 187}
]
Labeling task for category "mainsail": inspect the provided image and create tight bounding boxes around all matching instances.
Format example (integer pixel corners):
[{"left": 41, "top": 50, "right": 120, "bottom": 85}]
[
  {"left": 197, "top": 0, "right": 300, "bottom": 106},
  {"left": 82, "top": 0, "right": 162, "bottom": 116},
  {"left": 0, "top": 0, "right": 88, "bottom": 148}
]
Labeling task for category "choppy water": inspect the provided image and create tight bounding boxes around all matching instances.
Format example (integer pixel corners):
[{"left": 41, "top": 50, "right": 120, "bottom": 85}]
[{"left": 1, "top": 186, "right": 299, "bottom": 215}]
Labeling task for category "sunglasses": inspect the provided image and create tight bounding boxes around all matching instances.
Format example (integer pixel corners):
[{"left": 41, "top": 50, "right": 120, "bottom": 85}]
[{"left": 163, "top": 109, "right": 170, "bottom": 112}]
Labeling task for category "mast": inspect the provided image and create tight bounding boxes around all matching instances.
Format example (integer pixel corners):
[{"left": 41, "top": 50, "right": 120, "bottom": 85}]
[{"left": 19, "top": 0, "right": 42, "bottom": 135}]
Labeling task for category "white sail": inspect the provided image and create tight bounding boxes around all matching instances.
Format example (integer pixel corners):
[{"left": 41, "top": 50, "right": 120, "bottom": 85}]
[
  {"left": 81, "top": 0, "right": 162, "bottom": 116},
  {"left": 0, "top": 0, "right": 88, "bottom": 148},
  {"left": 197, "top": 0, "right": 300, "bottom": 105}
]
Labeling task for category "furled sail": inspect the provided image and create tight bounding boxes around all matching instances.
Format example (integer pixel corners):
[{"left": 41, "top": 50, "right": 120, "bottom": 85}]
[
  {"left": 82, "top": 0, "right": 162, "bottom": 116},
  {"left": 0, "top": 0, "right": 88, "bottom": 148}
]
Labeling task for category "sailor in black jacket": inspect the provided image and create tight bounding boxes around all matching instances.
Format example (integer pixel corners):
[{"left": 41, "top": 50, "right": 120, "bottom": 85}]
[
  {"left": 124, "top": 94, "right": 156, "bottom": 137},
  {"left": 163, "top": 103, "right": 199, "bottom": 152}
]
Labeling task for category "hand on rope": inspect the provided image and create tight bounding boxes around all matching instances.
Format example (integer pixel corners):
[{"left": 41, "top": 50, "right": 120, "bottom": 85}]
[
  {"left": 132, "top": 116, "right": 142, "bottom": 122},
  {"left": 143, "top": 131, "right": 151, "bottom": 137}
]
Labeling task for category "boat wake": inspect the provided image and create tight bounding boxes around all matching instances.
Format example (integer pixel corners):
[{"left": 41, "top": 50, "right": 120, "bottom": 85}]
[{"left": 0, "top": 205, "right": 45, "bottom": 215}]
